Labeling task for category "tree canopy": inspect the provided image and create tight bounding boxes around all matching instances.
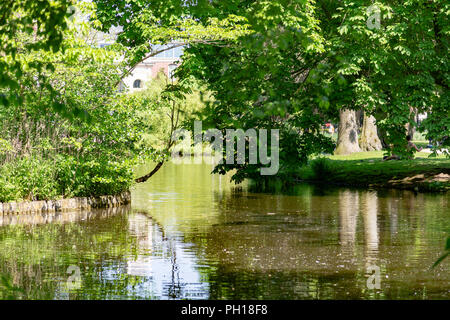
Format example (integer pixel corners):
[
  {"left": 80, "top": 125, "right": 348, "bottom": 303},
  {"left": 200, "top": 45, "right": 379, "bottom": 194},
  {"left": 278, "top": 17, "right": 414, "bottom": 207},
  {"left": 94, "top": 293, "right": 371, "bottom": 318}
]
[
  {"left": 91, "top": 0, "right": 449, "bottom": 182},
  {"left": 0, "top": 0, "right": 448, "bottom": 187},
  {"left": 0, "top": 0, "right": 74, "bottom": 109}
]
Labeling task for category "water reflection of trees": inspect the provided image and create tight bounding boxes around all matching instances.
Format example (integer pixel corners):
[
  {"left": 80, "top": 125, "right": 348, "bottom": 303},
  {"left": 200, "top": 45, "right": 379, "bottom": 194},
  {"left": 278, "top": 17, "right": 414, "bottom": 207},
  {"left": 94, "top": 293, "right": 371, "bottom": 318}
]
[
  {"left": 4, "top": 161, "right": 445, "bottom": 299},
  {"left": 0, "top": 207, "right": 151, "bottom": 299},
  {"left": 184, "top": 186, "right": 449, "bottom": 299},
  {"left": 126, "top": 211, "right": 209, "bottom": 300},
  {"left": 0, "top": 206, "right": 211, "bottom": 299}
]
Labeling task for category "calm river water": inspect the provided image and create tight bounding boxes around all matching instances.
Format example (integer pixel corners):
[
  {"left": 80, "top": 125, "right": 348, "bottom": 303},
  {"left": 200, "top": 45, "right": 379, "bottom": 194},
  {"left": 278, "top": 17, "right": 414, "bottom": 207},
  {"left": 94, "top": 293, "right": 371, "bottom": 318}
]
[{"left": 0, "top": 163, "right": 448, "bottom": 299}]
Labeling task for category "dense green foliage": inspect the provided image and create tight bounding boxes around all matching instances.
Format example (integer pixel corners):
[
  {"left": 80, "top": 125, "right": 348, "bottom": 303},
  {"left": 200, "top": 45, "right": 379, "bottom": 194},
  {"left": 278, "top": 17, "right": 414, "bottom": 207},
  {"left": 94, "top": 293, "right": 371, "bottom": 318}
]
[
  {"left": 322, "top": 0, "right": 449, "bottom": 158},
  {"left": 0, "top": 3, "right": 211, "bottom": 202},
  {"left": 1, "top": 1, "right": 448, "bottom": 199},
  {"left": 0, "top": 1, "right": 448, "bottom": 301},
  {"left": 0, "top": 8, "right": 143, "bottom": 202},
  {"left": 92, "top": 0, "right": 449, "bottom": 184},
  {"left": 0, "top": 0, "right": 73, "bottom": 109},
  {"left": 128, "top": 74, "right": 210, "bottom": 164}
]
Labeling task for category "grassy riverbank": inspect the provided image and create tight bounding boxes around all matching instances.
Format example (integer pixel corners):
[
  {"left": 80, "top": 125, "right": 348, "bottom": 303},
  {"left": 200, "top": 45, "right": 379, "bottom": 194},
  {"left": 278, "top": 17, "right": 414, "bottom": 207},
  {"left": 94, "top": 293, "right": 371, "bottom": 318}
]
[{"left": 295, "top": 151, "right": 450, "bottom": 192}]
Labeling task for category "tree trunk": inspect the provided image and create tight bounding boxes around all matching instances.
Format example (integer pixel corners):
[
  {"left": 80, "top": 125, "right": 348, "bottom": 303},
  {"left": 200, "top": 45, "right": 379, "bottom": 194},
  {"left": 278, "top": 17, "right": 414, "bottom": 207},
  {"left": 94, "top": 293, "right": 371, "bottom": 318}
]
[
  {"left": 406, "top": 123, "right": 415, "bottom": 139},
  {"left": 355, "top": 109, "right": 364, "bottom": 128},
  {"left": 334, "top": 108, "right": 361, "bottom": 155},
  {"left": 359, "top": 112, "right": 382, "bottom": 151},
  {"left": 135, "top": 161, "right": 164, "bottom": 183},
  {"left": 405, "top": 106, "right": 417, "bottom": 138},
  {"left": 377, "top": 126, "right": 389, "bottom": 149}
]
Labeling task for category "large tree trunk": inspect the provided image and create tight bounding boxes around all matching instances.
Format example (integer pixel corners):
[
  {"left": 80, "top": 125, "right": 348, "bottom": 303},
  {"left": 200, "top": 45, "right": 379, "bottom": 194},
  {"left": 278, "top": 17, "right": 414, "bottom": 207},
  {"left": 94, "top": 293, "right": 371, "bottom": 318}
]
[
  {"left": 405, "top": 106, "right": 417, "bottom": 138},
  {"left": 335, "top": 108, "right": 361, "bottom": 155},
  {"left": 377, "top": 126, "right": 389, "bottom": 149},
  {"left": 355, "top": 109, "right": 364, "bottom": 128},
  {"left": 359, "top": 112, "right": 382, "bottom": 151},
  {"left": 407, "top": 125, "right": 415, "bottom": 138}
]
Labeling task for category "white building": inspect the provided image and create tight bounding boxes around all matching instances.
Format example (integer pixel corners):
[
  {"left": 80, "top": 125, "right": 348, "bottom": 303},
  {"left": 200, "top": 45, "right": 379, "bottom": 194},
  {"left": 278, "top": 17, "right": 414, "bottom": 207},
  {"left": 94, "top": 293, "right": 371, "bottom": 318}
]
[{"left": 121, "top": 44, "right": 184, "bottom": 92}]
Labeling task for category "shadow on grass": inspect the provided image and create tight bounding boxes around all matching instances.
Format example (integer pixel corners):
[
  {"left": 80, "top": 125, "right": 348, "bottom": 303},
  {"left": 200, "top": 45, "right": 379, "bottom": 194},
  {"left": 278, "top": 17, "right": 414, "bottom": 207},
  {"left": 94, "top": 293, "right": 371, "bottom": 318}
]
[{"left": 297, "top": 157, "right": 450, "bottom": 192}]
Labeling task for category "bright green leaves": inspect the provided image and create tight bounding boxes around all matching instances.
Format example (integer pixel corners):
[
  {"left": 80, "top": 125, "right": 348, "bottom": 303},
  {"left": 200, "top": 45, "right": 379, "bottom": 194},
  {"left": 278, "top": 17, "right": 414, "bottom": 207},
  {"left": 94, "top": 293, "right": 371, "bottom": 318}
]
[
  {"left": 0, "top": 139, "right": 13, "bottom": 153},
  {"left": 338, "top": 25, "right": 349, "bottom": 35},
  {"left": 0, "top": 4, "right": 146, "bottom": 200},
  {"left": 93, "top": 0, "right": 254, "bottom": 73},
  {"left": 156, "top": 1, "right": 335, "bottom": 182},
  {"left": 134, "top": 15, "right": 252, "bottom": 48},
  {"left": 393, "top": 45, "right": 411, "bottom": 56},
  {"left": 0, "top": 0, "right": 75, "bottom": 109},
  {"left": 88, "top": 0, "right": 449, "bottom": 184}
]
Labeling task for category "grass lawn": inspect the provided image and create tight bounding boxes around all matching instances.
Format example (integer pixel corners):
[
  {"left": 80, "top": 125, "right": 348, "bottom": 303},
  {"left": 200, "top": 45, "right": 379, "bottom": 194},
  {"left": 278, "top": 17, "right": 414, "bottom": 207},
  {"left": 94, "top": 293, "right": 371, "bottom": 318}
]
[
  {"left": 296, "top": 151, "right": 450, "bottom": 192},
  {"left": 327, "top": 150, "right": 447, "bottom": 160}
]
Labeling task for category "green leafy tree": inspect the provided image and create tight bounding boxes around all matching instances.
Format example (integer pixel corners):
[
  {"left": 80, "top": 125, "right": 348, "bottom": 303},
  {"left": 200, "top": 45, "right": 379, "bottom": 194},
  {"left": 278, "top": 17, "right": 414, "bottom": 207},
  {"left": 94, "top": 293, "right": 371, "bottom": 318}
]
[
  {"left": 92, "top": 0, "right": 448, "bottom": 184},
  {"left": 0, "top": 4, "right": 147, "bottom": 201},
  {"left": 123, "top": 74, "right": 210, "bottom": 183},
  {"left": 93, "top": 0, "right": 254, "bottom": 182},
  {"left": 0, "top": 0, "right": 74, "bottom": 110},
  {"left": 318, "top": 0, "right": 449, "bottom": 158}
]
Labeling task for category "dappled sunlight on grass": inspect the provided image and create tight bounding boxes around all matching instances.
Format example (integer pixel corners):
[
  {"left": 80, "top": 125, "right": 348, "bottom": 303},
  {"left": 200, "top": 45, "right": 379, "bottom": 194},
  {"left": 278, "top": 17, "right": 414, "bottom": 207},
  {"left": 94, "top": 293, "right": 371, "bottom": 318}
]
[
  {"left": 327, "top": 151, "right": 446, "bottom": 161},
  {"left": 328, "top": 151, "right": 384, "bottom": 160},
  {"left": 298, "top": 151, "right": 450, "bottom": 192}
]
